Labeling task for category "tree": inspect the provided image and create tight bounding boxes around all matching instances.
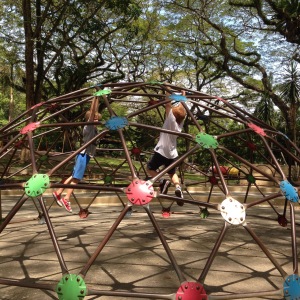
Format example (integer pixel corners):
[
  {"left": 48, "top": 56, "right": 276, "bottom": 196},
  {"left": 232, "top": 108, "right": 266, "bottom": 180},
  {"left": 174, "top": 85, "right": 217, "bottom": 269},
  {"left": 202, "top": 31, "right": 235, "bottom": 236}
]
[
  {"left": 1, "top": 0, "right": 142, "bottom": 109},
  {"left": 0, "top": 40, "right": 25, "bottom": 122},
  {"left": 278, "top": 61, "right": 300, "bottom": 142},
  {"left": 229, "top": 0, "right": 300, "bottom": 45},
  {"left": 161, "top": 0, "right": 299, "bottom": 142},
  {"left": 254, "top": 93, "right": 276, "bottom": 127}
]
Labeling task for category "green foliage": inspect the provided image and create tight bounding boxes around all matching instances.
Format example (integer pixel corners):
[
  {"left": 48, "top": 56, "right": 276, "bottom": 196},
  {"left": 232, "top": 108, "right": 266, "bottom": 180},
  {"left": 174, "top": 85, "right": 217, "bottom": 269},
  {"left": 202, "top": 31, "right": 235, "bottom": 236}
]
[
  {"left": 0, "top": 0, "right": 299, "bottom": 146},
  {"left": 133, "top": 105, "right": 163, "bottom": 151},
  {"left": 280, "top": 62, "right": 300, "bottom": 105},
  {"left": 254, "top": 94, "right": 276, "bottom": 127},
  {"left": 0, "top": 93, "right": 9, "bottom": 125}
]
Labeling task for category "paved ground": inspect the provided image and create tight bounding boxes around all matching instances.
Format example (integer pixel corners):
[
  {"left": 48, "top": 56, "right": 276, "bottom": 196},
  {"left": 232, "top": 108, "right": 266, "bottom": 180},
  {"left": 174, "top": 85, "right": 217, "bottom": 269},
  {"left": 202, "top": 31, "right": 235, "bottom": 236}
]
[{"left": 0, "top": 193, "right": 299, "bottom": 300}]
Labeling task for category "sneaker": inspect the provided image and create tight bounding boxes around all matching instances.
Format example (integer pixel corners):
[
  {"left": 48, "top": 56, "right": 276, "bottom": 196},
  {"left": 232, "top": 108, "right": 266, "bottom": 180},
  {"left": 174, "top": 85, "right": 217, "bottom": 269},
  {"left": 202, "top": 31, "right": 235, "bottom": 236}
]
[
  {"left": 61, "top": 198, "right": 72, "bottom": 213},
  {"left": 52, "top": 192, "right": 62, "bottom": 207},
  {"left": 159, "top": 179, "right": 171, "bottom": 194},
  {"left": 175, "top": 187, "right": 184, "bottom": 206}
]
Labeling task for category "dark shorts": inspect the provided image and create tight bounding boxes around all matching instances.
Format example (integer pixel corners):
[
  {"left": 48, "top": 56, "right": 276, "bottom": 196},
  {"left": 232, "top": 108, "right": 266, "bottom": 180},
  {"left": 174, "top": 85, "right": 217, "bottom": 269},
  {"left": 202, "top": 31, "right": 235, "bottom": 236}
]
[
  {"left": 72, "top": 153, "right": 90, "bottom": 180},
  {"left": 147, "top": 152, "right": 176, "bottom": 175}
]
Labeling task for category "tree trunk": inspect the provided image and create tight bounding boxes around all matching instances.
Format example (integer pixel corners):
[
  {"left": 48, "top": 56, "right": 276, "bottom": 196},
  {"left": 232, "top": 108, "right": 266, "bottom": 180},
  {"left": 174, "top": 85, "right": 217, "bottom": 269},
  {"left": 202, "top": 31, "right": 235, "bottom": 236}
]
[
  {"left": 22, "top": 0, "right": 35, "bottom": 110},
  {"left": 35, "top": 0, "right": 43, "bottom": 103},
  {"left": 9, "top": 64, "right": 14, "bottom": 122},
  {"left": 286, "top": 104, "right": 298, "bottom": 144}
]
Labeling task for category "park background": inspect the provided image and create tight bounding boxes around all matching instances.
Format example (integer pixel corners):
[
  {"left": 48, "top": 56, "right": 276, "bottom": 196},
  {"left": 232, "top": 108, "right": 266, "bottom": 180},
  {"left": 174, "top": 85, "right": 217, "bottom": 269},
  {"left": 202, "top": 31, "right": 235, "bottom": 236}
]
[
  {"left": 0, "top": 0, "right": 299, "bottom": 147},
  {"left": 0, "top": 2, "right": 300, "bottom": 299}
]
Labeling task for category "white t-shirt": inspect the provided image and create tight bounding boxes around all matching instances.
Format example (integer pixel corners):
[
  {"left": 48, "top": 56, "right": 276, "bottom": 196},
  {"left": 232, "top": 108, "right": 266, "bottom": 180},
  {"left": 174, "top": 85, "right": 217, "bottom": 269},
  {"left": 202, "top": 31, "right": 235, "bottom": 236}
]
[{"left": 154, "top": 109, "right": 184, "bottom": 159}]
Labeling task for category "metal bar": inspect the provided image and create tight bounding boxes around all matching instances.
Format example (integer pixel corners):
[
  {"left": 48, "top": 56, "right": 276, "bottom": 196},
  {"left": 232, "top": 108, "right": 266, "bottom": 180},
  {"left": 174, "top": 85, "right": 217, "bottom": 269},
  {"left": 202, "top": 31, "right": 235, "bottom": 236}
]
[
  {"left": 50, "top": 183, "right": 124, "bottom": 193},
  {"left": 261, "top": 136, "right": 286, "bottom": 179},
  {"left": 42, "top": 95, "right": 94, "bottom": 123},
  {"left": 144, "top": 204, "right": 186, "bottom": 283},
  {"left": 244, "top": 192, "right": 282, "bottom": 209},
  {"left": 118, "top": 128, "right": 137, "bottom": 179},
  {"left": 219, "top": 146, "right": 279, "bottom": 184},
  {"left": 207, "top": 183, "right": 214, "bottom": 203},
  {"left": 37, "top": 196, "right": 69, "bottom": 274},
  {"left": 87, "top": 288, "right": 173, "bottom": 299},
  {"left": 289, "top": 202, "right": 298, "bottom": 274},
  {"left": 188, "top": 100, "right": 245, "bottom": 125},
  {"left": 157, "top": 194, "right": 219, "bottom": 210},
  {"left": 129, "top": 122, "right": 193, "bottom": 140},
  {"left": 45, "top": 87, "right": 94, "bottom": 103},
  {"left": 243, "top": 182, "right": 251, "bottom": 203},
  {"left": 0, "top": 278, "right": 55, "bottom": 292},
  {"left": 198, "top": 222, "right": 230, "bottom": 283},
  {"left": 47, "top": 129, "right": 109, "bottom": 176},
  {"left": 208, "top": 289, "right": 282, "bottom": 300},
  {"left": 243, "top": 222, "right": 287, "bottom": 278},
  {"left": 210, "top": 150, "right": 229, "bottom": 196},
  {"left": 182, "top": 101, "right": 203, "bottom": 132},
  {"left": 268, "top": 136, "right": 300, "bottom": 166},
  {"left": 127, "top": 98, "right": 168, "bottom": 119},
  {"left": 0, "top": 133, "right": 22, "bottom": 158},
  {"left": 150, "top": 145, "right": 199, "bottom": 184},
  {"left": 0, "top": 146, "right": 18, "bottom": 179},
  {"left": 85, "top": 190, "right": 101, "bottom": 210},
  {"left": 0, "top": 190, "right": 2, "bottom": 223},
  {"left": 79, "top": 204, "right": 132, "bottom": 277},
  {"left": 217, "top": 128, "right": 253, "bottom": 139},
  {"left": 26, "top": 131, "right": 38, "bottom": 174},
  {"left": 0, "top": 194, "right": 28, "bottom": 233}
]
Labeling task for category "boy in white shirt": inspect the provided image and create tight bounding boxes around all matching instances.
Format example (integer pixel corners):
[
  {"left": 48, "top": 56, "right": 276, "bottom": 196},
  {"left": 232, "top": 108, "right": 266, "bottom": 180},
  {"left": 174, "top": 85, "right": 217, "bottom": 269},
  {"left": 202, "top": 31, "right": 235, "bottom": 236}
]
[{"left": 147, "top": 90, "right": 186, "bottom": 205}]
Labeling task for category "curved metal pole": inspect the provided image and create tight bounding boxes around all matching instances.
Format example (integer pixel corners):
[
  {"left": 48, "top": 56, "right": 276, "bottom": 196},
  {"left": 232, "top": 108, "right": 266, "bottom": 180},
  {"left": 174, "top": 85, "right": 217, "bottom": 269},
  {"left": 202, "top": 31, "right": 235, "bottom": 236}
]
[
  {"left": 0, "top": 278, "right": 55, "bottom": 293},
  {"left": 118, "top": 128, "right": 138, "bottom": 179},
  {"left": 209, "top": 289, "right": 282, "bottom": 300},
  {"left": 0, "top": 193, "right": 27, "bottom": 233},
  {"left": 26, "top": 131, "right": 38, "bottom": 174},
  {"left": 47, "top": 130, "right": 109, "bottom": 176},
  {"left": 87, "top": 288, "right": 173, "bottom": 299},
  {"left": 245, "top": 192, "right": 282, "bottom": 209},
  {"left": 198, "top": 221, "right": 230, "bottom": 283},
  {"left": 243, "top": 222, "right": 287, "bottom": 278},
  {"left": 289, "top": 202, "right": 298, "bottom": 274},
  {"left": 261, "top": 136, "right": 286, "bottom": 179},
  {"left": 79, "top": 204, "right": 132, "bottom": 277},
  {"left": 144, "top": 204, "right": 186, "bottom": 283},
  {"left": 210, "top": 150, "right": 229, "bottom": 196},
  {"left": 38, "top": 196, "right": 69, "bottom": 274},
  {"left": 219, "top": 146, "right": 279, "bottom": 184}
]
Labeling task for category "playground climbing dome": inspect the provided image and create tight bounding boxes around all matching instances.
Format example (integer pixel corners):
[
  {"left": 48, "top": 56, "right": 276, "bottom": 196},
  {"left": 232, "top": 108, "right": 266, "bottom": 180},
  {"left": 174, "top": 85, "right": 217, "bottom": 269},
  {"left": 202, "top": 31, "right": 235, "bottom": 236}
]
[{"left": 0, "top": 82, "right": 300, "bottom": 299}]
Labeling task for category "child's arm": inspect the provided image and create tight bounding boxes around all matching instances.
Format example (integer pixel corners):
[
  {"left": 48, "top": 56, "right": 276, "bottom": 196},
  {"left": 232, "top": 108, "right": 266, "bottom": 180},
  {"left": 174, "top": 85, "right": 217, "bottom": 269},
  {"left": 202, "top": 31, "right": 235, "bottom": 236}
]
[
  {"left": 165, "top": 89, "right": 172, "bottom": 116},
  {"left": 88, "top": 97, "right": 99, "bottom": 122}
]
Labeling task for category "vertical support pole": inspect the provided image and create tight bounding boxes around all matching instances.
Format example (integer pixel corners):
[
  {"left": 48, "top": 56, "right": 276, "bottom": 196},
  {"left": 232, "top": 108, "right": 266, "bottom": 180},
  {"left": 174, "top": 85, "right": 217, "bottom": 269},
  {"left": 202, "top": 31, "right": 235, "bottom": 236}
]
[{"left": 0, "top": 190, "right": 2, "bottom": 222}]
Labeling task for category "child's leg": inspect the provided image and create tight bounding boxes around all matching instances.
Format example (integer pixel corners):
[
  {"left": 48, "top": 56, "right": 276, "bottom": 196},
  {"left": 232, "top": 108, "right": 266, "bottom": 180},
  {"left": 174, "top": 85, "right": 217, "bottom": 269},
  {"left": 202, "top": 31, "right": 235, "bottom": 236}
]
[
  {"left": 170, "top": 172, "right": 183, "bottom": 202},
  {"left": 147, "top": 152, "right": 163, "bottom": 179},
  {"left": 58, "top": 177, "right": 79, "bottom": 213},
  {"left": 55, "top": 175, "right": 73, "bottom": 195},
  {"left": 147, "top": 169, "right": 158, "bottom": 178},
  {"left": 170, "top": 173, "right": 181, "bottom": 189},
  {"left": 64, "top": 178, "right": 79, "bottom": 200},
  {"left": 62, "top": 153, "right": 88, "bottom": 199}
]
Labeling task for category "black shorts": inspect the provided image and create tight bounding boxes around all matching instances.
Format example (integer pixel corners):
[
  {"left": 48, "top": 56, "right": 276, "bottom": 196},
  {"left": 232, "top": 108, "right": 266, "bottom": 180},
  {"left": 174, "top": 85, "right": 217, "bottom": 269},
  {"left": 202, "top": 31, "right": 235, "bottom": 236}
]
[{"left": 147, "top": 152, "right": 176, "bottom": 175}]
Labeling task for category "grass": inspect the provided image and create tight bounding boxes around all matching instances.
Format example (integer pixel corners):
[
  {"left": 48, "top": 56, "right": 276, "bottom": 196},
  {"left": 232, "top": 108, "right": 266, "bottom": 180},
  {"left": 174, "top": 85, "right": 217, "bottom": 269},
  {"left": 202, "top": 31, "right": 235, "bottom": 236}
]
[{"left": 0, "top": 153, "right": 240, "bottom": 187}]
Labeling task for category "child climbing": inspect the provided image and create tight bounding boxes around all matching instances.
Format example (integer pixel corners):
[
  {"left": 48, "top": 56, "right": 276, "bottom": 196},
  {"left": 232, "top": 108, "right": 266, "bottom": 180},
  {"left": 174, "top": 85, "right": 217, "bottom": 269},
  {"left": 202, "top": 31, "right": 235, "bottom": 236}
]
[
  {"left": 147, "top": 88, "right": 187, "bottom": 205},
  {"left": 52, "top": 97, "right": 101, "bottom": 212}
]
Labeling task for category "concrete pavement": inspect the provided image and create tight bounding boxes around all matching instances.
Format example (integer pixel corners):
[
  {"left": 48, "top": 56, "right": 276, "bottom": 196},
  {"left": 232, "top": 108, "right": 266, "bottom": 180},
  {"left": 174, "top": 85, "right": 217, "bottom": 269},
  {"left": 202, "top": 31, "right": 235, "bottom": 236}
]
[{"left": 0, "top": 192, "right": 298, "bottom": 300}]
